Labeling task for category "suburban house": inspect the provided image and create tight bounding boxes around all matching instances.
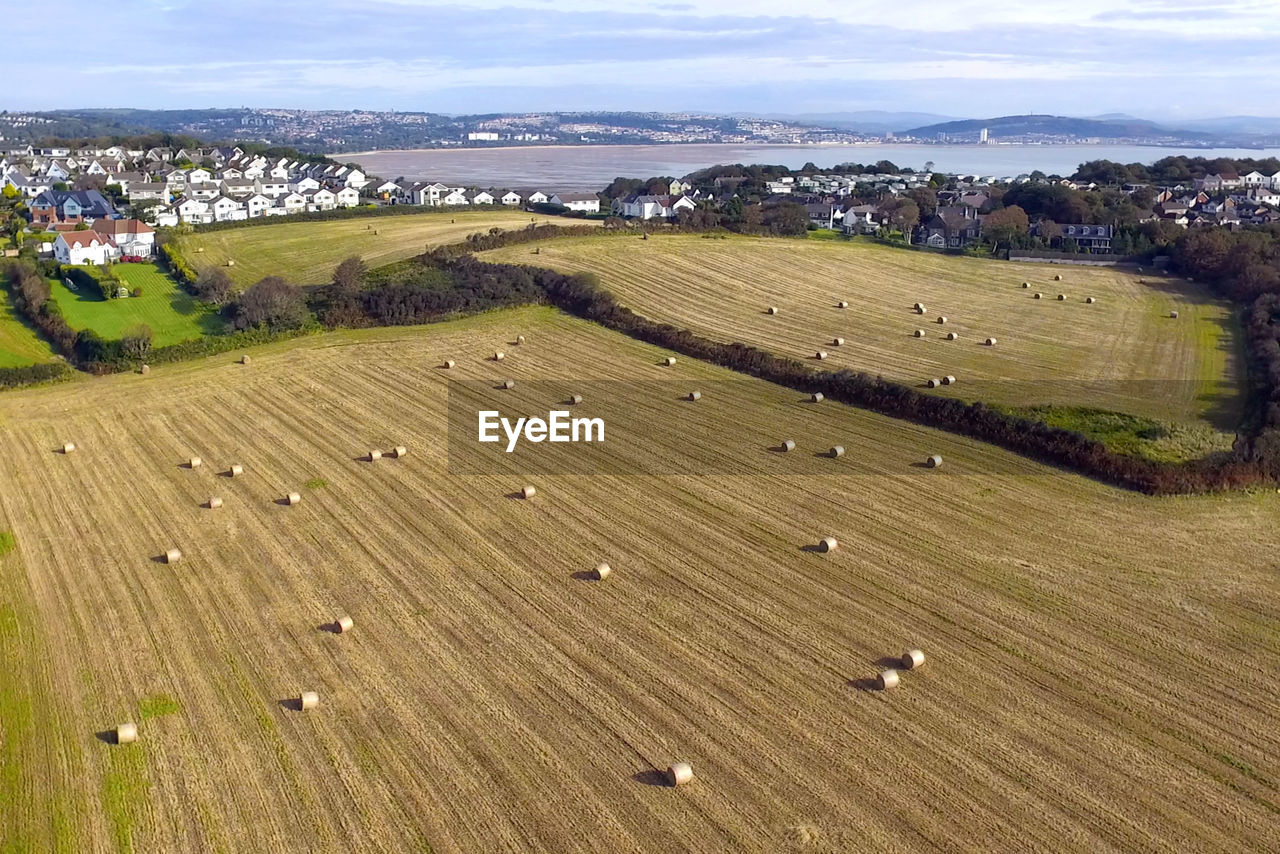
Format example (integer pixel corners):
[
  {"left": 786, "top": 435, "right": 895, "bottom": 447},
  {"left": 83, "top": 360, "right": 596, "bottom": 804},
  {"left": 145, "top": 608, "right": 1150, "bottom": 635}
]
[
  {"left": 256, "top": 177, "right": 290, "bottom": 197},
  {"left": 53, "top": 231, "right": 115, "bottom": 265},
  {"left": 29, "top": 189, "right": 117, "bottom": 224},
  {"left": 524, "top": 190, "right": 550, "bottom": 205},
  {"left": 1052, "top": 223, "right": 1114, "bottom": 253},
  {"left": 550, "top": 192, "right": 601, "bottom": 213},
  {"left": 918, "top": 206, "right": 983, "bottom": 248},
  {"left": 91, "top": 219, "right": 155, "bottom": 257},
  {"left": 841, "top": 204, "right": 881, "bottom": 234},
  {"left": 613, "top": 194, "right": 695, "bottom": 219},
  {"left": 207, "top": 196, "right": 246, "bottom": 221},
  {"left": 500, "top": 190, "right": 522, "bottom": 206},
  {"left": 244, "top": 193, "right": 274, "bottom": 217},
  {"left": 334, "top": 186, "right": 360, "bottom": 207},
  {"left": 442, "top": 188, "right": 469, "bottom": 206}
]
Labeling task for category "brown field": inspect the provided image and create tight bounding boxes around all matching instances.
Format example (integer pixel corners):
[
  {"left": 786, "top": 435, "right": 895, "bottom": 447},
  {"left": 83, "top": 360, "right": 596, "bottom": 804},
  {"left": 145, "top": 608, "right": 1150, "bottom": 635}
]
[
  {"left": 482, "top": 234, "right": 1242, "bottom": 429},
  {"left": 1, "top": 306, "right": 1279, "bottom": 852},
  {"left": 181, "top": 209, "right": 583, "bottom": 286}
]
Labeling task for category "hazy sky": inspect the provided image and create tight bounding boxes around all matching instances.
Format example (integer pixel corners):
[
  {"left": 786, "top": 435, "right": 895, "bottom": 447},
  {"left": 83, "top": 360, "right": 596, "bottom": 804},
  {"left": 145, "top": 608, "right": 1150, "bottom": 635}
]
[{"left": 8, "top": 0, "right": 1280, "bottom": 118}]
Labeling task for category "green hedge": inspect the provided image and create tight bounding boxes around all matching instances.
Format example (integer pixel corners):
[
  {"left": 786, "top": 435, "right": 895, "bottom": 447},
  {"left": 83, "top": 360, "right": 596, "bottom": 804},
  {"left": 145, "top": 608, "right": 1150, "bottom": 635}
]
[{"left": 0, "top": 361, "right": 73, "bottom": 390}]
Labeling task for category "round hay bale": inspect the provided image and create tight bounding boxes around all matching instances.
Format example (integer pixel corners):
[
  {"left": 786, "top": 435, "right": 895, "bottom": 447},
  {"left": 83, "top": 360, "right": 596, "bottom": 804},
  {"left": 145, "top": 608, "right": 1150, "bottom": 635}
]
[
  {"left": 116, "top": 722, "right": 138, "bottom": 744},
  {"left": 985, "top": 337, "right": 997, "bottom": 346},
  {"left": 1057, "top": 293, "right": 1066, "bottom": 301},
  {"left": 208, "top": 497, "right": 223, "bottom": 510},
  {"left": 877, "top": 670, "right": 900, "bottom": 690},
  {"left": 946, "top": 331, "right": 958, "bottom": 341},
  {"left": 502, "top": 379, "right": 515, "bottom": 390},
  {"left": 927, "top": 378, "right": 942, "bottom": 388},
  {"left": 667, "top": 762, "right": 693, "bottom": 787},
  {"left": 1086, "top": 297, "right": 1096, "bottom": 304},
  {"left": 195, "top": 246, "right": 204, "bottom": 253},
  {"left": 815, "top": 350, "right": 828, "bottom": 360},
  {"left": 336, "top": 616, "right": 354, "bottom": 633},
  {"left": 569, "top": 394, "right": 584, "bottom": 405},
  {"left": 936, "top": 316, "right": 947, "bottom": 324},
  {"left": 229, "top": 464, "right": 244, "bottom": 477},
  {"left": 832, "top": 337, "right": 844, "bottom": 346},
  {"left": 915, "top": 304, "right": 926, "bottom": 314},
  {"left": 516, "top": 335, "right": 525, "bottom": 345},
  {"left": 1170, "top": 310, "right": 1179, "bottom": 319},
  {"left": 1021, "top": 281, "right": 1030, "bottom": 288},
  {"left": 442, "top": 359, "right": 456, "bottom": 369},
  {"left": 391, "top": 446, "right": 408, "bottom": 458},
  {"left": 830, "top": 445, "right": 845, "bottom": 458},
  {"left": 1054, "top": 273, "right": 1062, "bottom": 281},
  {"left": 299, "top": 691, "right": 319, "bottom": 710},
  {"left": 226, "top": 259, "right": 235, "bottom": 267},
  {"left": 521, "top": 485, "right": 537, "bottom": 499},
  {"left": 781, "top": 439, "right": 796, "bottom": 452},
  {"left": 901, "top": 649, "right": 926, "bottom": 669},
  {"left": 140, "top": 364, "right": 150, "bottom": 375},
  {"left": 286, "top": 492, "right": 301, "bottom": 505},
  {"left": 837, "top": 300, "right": 849, "bottom": 309},
  {"left": 943, "top": 375, "right": 956, "bottom": 386},
  {"left": 926, "top": 454, "right": 943, "bottom": 468},
  {"left": 593, "top": 562, "right": 611, "bottom": 580},
  {"left": 189, "top": 457, "right": 202, "bottom": 468},
  {"left": 819, "top": 536, "right": 838, "bottom": 553},
  {"left": 1033, "top": 293, "right": 1043, "bottom": 299},
  {"left": 165, "top": 548, "right": 182, "bottom": 564},
  {"left": 494, "top": 351, "right": 505, "bottom": 361},
  {"left": 811, "top": 392, "right": 824, "bottom": 403},
  {"left": 914, "top": 329, "right": 926, "bottom": 338},
  {"left": 664, "top": 356, "right": 677, "bottom": 366},
  {"left": 240, "top": 355, "right": 251, "bottom": 365},
  {"left": 687, "top": 391, "right": 702, "bottom": 401},
  {"left": 767, "top": 306, "right": 778, "bottom": 315},
  {"left": 368, "top": 449, "right": 382, "bottom": 462},
  {"left": 62, "top": 442, "right": 76, "bottom": 454}
]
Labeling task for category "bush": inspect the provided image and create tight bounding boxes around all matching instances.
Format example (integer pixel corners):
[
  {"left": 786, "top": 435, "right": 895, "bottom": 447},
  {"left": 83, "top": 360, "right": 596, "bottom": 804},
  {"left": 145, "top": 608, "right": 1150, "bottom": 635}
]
[
  {"left": 0, "top": 361, "right": 72, "bottom": 390},
  {"left": 226, "top": 276, "right": 309, "bottom": 331},
  {"left": 131, "top": 287, "right": 142, "bottom": 298}
]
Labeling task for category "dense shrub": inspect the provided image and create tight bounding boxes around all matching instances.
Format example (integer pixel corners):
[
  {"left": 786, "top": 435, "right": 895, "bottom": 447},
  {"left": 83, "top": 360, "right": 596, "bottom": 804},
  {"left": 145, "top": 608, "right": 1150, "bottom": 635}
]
[
  {"left": 0, "top": 361, "right": 72, "bottom": 390},
  {"left": 226, "top": 276, "right": 310, "bottom": 331},
  {"left": 2, "top": 259, "right": 78, "bottom": 357},
  {"left": 158, "top": 241, "right": 198, "bottom": 289}
]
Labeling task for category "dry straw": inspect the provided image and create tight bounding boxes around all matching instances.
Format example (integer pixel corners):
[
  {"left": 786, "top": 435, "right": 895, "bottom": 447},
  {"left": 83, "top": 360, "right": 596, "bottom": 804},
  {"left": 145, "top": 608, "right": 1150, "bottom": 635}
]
[
  {"left": 593, "top": 562, "right": 611, "bottom": 580},
  {"left": 937, "top": 316, "right": 947, "bottom": 324},
  {"left": 946, "top": 331, "right": 958, "bottom": 341},
  {"left": 336, "top": 616, "right": 354, "bottom": 633},
  {"left": 391, "top": 446, "right": 407, "bottom": 458},
  {"left": 208, "top": 497, "right": 223, "bottom": 509},
  {"left": 1086, "top": 297, "right": 1096, "bottom": 304},
  {"left": 877, "top": 670, "right": 900, "bottom": 690},
  {"left": 767, "top": 306, "right": 778, "bottom": 315},
  {"left": 815, "top": 350, "right": 828, "bottom": 360},
  {"left": 819, "top": 537, "right": 838, "bottom": 553},
  {"left": 286, "top": 492, "right": 301, "bottom": 505},
  {"left": 229, "top": 464, "right": 244, "bottom": 477},
  {"left": 668, "top": 762, "right": 693, "bottom": 786},
  {"left": 165, "top": 548, "right": 182, "bottom": 564},
  {"left": 1021, "top": 281, "right": 1030, "bottom": 288},
  {"left": 1055, "top": 273, "right": 1063, "bottom": 281},
  {"left": 832, "top": 337, "right": 844, "bottom": 346},
  {"left": 368, "top": 450, "right": 382, "bottom": 462},
  {"left": 116, "top": 722, "right": 138, "bottom": 744},
  {"left": 1057, "top": 293, "right": 1066, "bottom": 301},
  {"left": 901, "top": 649, "right": 926, "bottom": 669},
  {"left": 240, "top": 355, "right": 251, "bottom": 365},
  {"left": 1034, "top": 293, "right": 1043, "bottom": 299},
  {"left": 140, "top": 364, "right": 150, "bottom": 375},
  {"left": 494, "top": 351, "right": 505, "bottom": 361},
  {"left": 62, "top": 442, "right": 76, "bottom": 454},
  {"left": 927, "top": 378, "right": 942, "bottom": 388},
  {"left": 569, "top": 394, "right": 584, "bottom": 405},
  {"left": 300, "top": 691, "right": 319, "bottom": 710},
  {"left": 837, "top": 300, "right": 849, "bottom": 308},
  {"left": 516, "top": 335, "right": 526, "bottom": 344},
  {"left": 915, "top": 303, "right": 926, "bottom": 314},
  {"left": 189, "top": 457, "right": 203, "bottom": 468},
  {"left": 521, "top": 485, "right": 537, "bottom": 499},
  {"left": 502, "top": 379, "right": 516, "bottom": 389},
  {"left": 943, "top": 375, "right": 956, "bottom": 385},
  {"left": 811, "top": 391, "right": 824, "bottom": 402},
  {"left": 1170, "top": 310, "right": 1179, "bottom": 319}
]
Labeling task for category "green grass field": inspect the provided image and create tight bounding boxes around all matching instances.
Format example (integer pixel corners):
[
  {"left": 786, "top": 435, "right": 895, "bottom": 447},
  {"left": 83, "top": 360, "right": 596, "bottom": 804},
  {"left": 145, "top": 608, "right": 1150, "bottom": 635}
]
[
  {"left": 51, "top": 264, "right": 221, "bottom": 346},
  {"left": 182, "top": 209, "right": 586, "bottom": 286},
  {"left": 0, "top": 289, "right": 57, "bottom": 368}
]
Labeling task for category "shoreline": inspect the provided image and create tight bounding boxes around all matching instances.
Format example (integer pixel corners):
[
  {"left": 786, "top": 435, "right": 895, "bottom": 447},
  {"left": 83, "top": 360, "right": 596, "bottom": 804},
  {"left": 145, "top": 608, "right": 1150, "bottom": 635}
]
[{"left": 336, "top": 141, "right": 1261, "bottom": 157}]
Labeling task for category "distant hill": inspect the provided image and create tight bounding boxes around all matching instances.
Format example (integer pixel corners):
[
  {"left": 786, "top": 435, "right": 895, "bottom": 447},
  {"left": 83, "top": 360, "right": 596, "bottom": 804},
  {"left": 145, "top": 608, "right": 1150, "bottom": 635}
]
[
  {"left": 904, "top": 114, "right": 1209, "bottom": 140},
  {"left": 1169, "top": 116, "right": 1280, "bottom": 135}
]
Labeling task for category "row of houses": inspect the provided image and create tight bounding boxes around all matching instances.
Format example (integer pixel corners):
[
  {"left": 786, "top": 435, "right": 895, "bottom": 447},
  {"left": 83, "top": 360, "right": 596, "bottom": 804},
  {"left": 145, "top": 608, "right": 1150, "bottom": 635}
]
[{"left": 384, "top": 181, "right": 601, "bottom": 213}]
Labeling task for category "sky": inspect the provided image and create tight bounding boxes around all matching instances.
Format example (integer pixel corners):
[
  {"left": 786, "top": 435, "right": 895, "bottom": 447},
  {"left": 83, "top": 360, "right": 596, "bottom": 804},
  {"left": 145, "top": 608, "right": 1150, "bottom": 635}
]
[{"left": 7, "top": 0, "right": 1280, "bottom": 119}]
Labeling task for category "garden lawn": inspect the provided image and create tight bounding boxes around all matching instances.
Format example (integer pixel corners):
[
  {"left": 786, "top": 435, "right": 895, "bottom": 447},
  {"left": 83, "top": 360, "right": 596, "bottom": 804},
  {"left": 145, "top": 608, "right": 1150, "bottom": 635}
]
[
  {"left": 0, "top": 290, "right": 57, "bottom": 368},
  {"left": 51, "top": 263, "right": 222, "bottom": 346}
]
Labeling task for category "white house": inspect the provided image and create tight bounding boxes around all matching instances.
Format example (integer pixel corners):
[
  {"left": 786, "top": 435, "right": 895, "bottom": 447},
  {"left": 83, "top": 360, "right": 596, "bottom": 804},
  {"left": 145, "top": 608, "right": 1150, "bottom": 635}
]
[
  {"left": 308, "top": 187, "right": 337, "bottom": 210},
  {"left": 550, "top": 193, "right": 600, "bottom": 213},
  {"left": 334, "top": 186, "right": 360, "bottom": 207},
  {"left": 1242, "top": 170, "right": 1268, "bottom": 187},
  {"left": 371, "top": 179, "right": 400, "bottom": 197},
  {"left": 174, "top": 197, "right": 210, "bottom": 223},
  {"left": 91, "top": 219, "right": 155, "bottom": 257},
  {"left": 188, "top": 183, "right": 222, "bottom": 201},
  {"left": 500, "top": 190, "right": 522, "bottom": 206},
  {"left": 442, "top": 188, "right": 469, "bottom": 206},
  {"left": 244, "top": 193, "right": 274, "bottom": 218},
  {"left": 277, "top": 192, "right": 306, "bottom": 215},
  {"left": 470, "top": 190, "right": 496, "bottom": 206},
  {"left": 342, "top": 168, "right": 368, "bottom": 189},
  {"left": 256, "top": 177, "right": 290, "bottom": 197},
  {"left": 411, "top": 182, "right": 450, "bottom": 206},
  {"left": 126, "top": 182, "right": 169, "bottom": 202},
  {"left": 186, "top": 168, "right": 213, "bottom": 184},
  {"left": 525, "top": 190, "right": 549, "bottom": 205},
  {"left": 207, "top": 196, "right": 245, "bottom": 222},
  {"left": 54, "top": 231, "right": 115, "bottom": 265}
]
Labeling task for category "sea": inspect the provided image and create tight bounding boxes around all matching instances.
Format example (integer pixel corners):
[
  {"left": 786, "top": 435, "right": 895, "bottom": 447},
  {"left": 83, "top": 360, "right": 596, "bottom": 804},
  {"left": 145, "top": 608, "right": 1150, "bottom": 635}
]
[{"left": 345, "top": 143, "right": 1280, "bottom": 192}]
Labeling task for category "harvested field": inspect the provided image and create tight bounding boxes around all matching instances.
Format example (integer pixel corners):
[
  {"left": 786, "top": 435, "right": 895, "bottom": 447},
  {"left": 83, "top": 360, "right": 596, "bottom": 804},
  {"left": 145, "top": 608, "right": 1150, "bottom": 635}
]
[
  {"left": 182, "top": 210, "right": 590, "bottom": 286},
  {"left": 482, "top": 234, "right": 1242, "bottom": 430},
  {"left": 0, "top": 306, "right": 1278, "bottom": 852}
]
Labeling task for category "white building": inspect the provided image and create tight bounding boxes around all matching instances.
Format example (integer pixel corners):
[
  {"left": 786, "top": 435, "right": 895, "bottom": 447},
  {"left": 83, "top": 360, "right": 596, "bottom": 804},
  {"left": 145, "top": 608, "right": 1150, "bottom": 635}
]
[
  {"left": 550, "top": 193, "right": 600, "bottom": 213},
  {"left": 54, "top": 231, "right": 115, "bottom": 265}
]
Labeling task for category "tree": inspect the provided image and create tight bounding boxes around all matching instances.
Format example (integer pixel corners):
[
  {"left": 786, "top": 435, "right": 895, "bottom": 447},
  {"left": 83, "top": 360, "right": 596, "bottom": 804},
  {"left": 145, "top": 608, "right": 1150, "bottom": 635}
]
[
  {"left": 880, "top": 197, "right": 919, "bottom": 238},
  {"left": 332, "top": 256, "right": 367, "bottom": 290},
  {"left": 121, "top": 324, "right": 153, "bottom": 360},
  {"left": 981, "top": 205, "right": 1029, "bottom": 249},
  {"left": 73, "top": 174, "right": 106, "bottom": 192},
  {"left": 227, "top": 276, "right": 308, "bottom": 331},
  {"left": 1038, "top": 219, "right": 1063, "bottom": 245},
  {"left": 906, "top": 186, "right": 938, "bottom": 220},
  {"left": 194, "top": 267, "right": 233, "bottom": 305},
  {"left": 761, "top": 201, "right": 809, "bottom": 236}
]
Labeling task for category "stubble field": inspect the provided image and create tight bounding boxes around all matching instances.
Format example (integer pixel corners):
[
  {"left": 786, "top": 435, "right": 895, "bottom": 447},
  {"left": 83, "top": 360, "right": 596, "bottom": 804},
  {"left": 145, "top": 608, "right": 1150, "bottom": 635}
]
[
  {"left": 1, "top": 306, "right": 1278, "bottom": 852},
  {"left": 482, "top": 234, "right": 1242, "bottom": 431}
]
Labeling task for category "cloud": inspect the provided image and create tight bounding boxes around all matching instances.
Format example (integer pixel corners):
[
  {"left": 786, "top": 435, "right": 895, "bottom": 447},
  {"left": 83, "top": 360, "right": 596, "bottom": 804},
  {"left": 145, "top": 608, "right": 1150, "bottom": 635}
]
[{"left": 3, "top": 0, "right": 1279, "bottom": 116}]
